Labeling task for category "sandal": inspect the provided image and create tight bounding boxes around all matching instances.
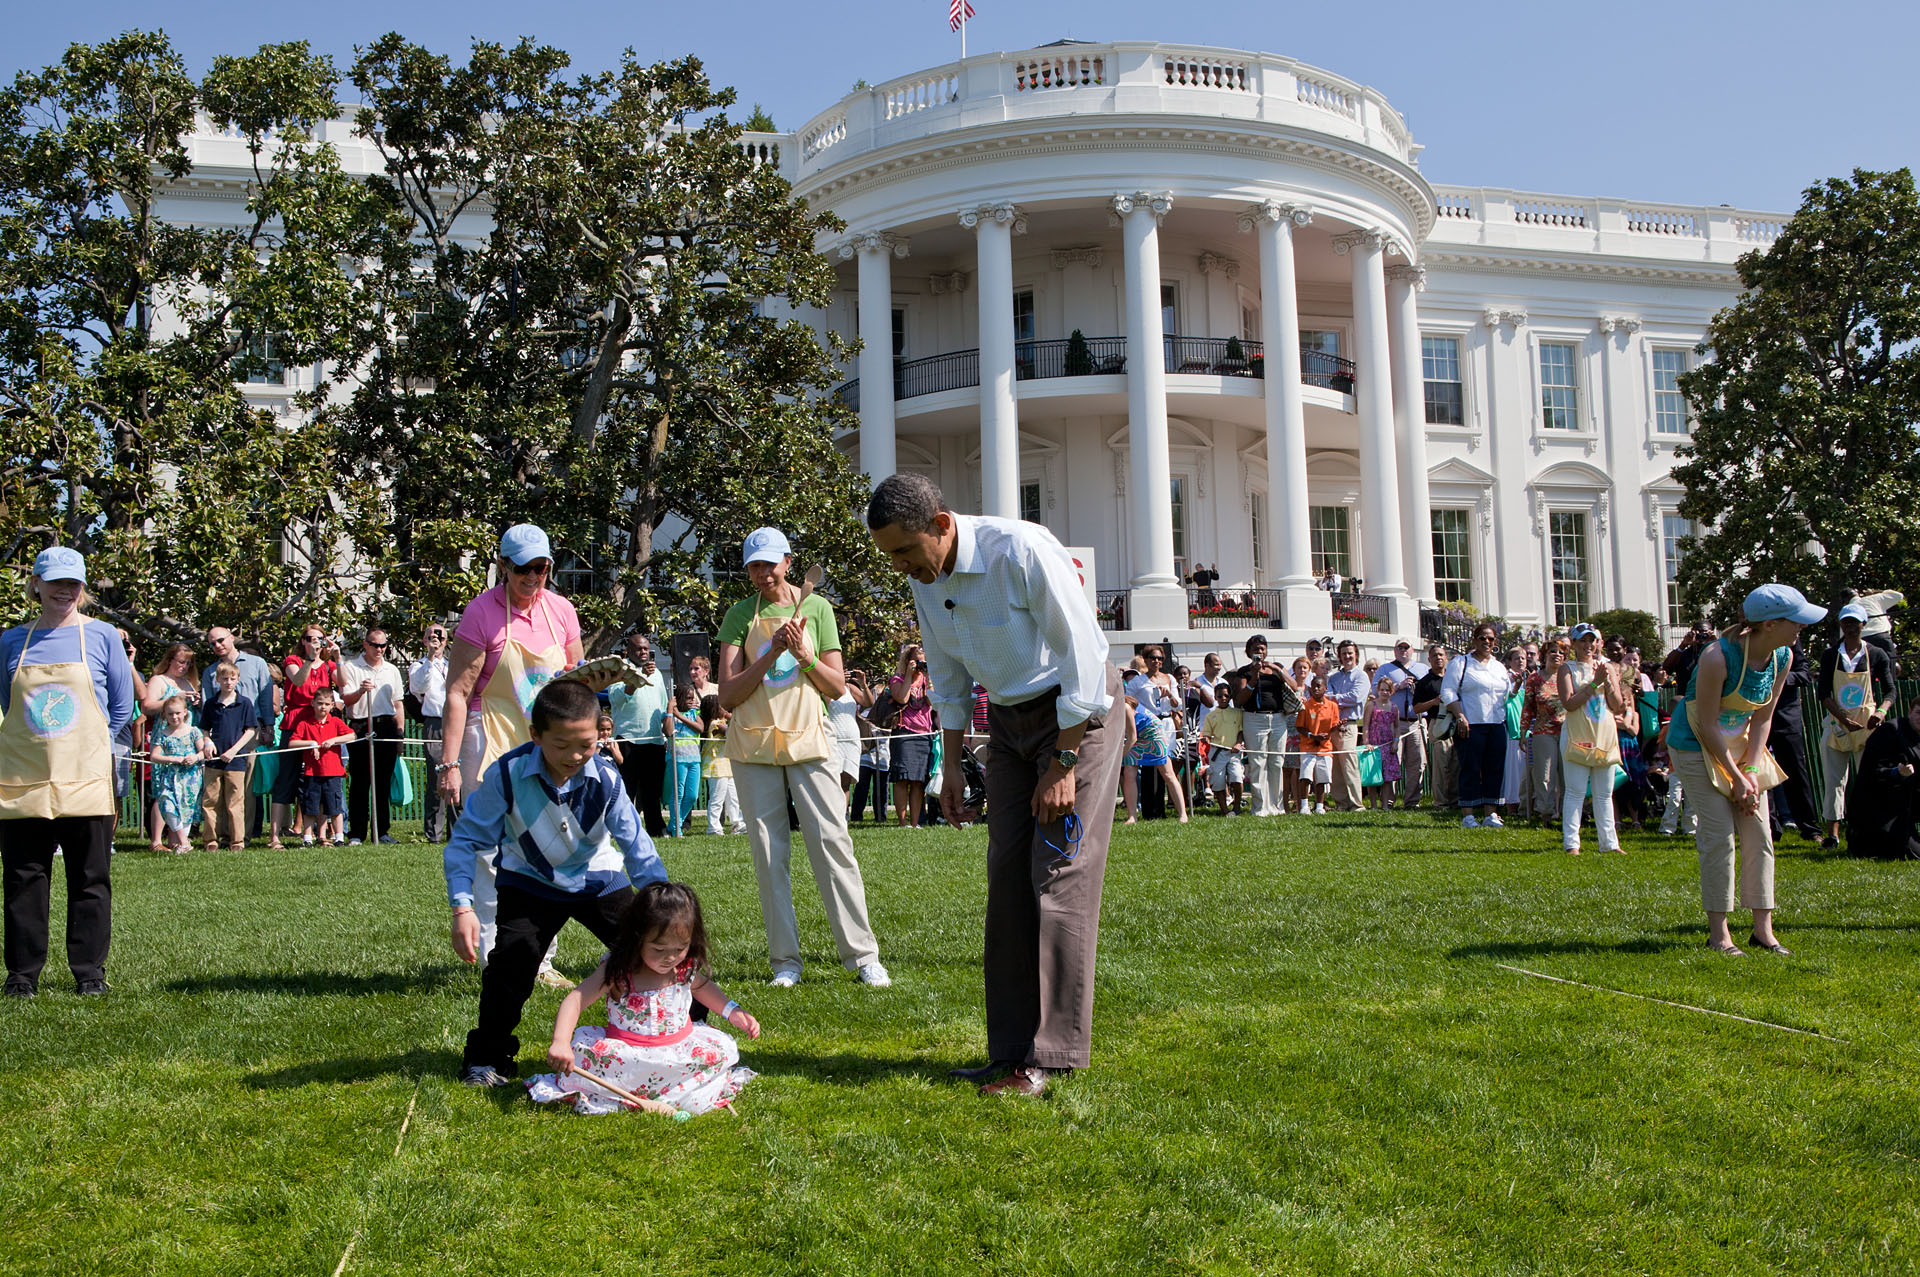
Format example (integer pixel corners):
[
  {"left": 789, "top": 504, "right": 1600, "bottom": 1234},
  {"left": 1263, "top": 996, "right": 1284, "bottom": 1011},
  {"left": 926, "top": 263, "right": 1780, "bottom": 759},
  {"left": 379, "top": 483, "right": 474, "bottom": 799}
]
[
  {"left": 1748, "top": 933, "right": 1792, "bottom": 956},
  {"left": 266, "top": 839, "right": 285, "bottom": 850},
  {"left": 1707, "top": 939, "right": 1745, "bottom": 957}
]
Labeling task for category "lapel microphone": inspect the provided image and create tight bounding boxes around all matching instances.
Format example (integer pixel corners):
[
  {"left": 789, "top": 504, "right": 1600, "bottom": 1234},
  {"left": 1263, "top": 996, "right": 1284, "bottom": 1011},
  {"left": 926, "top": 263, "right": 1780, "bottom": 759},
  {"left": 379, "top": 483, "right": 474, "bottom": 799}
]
[{"left": 944, "top": 599, "right": 956, "bottom": 610}]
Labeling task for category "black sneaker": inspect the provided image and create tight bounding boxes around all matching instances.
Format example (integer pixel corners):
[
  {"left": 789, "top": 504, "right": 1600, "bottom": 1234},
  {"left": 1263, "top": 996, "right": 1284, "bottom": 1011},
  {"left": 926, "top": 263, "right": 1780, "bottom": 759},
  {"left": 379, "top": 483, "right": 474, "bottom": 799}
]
[
  {"left": 75, "top": 979, "right": 109, "bottom": 997},
  {"left": 1819, "top": 835, "right": 1840, "bottom": 851},
  {"left": 461, "top": 1064, "right": 515, "bottom": 1088},
  {"left": 3, "top": 979, "right": 35, "bottom": 999}
]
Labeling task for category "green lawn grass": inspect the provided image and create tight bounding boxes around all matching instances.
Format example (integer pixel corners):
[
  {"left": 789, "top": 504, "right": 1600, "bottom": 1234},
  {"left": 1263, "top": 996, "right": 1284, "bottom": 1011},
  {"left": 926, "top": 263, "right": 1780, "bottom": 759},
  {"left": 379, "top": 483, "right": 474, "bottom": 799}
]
[{"left": 0, "top": 812, "right": 1915, "bottom": 1275}]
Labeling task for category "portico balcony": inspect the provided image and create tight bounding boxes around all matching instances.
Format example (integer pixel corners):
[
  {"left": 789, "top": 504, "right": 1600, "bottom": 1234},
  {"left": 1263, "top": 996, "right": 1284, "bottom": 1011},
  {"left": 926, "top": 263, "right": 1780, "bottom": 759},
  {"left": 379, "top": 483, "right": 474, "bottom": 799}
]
[{"left": 831, "top": 336, "right": 1355, "bottom": 412}]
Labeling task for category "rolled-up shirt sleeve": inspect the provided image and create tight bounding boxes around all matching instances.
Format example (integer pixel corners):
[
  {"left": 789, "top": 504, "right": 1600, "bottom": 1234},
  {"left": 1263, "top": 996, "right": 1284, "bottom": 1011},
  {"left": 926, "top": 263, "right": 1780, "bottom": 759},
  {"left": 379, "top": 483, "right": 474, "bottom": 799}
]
[{"left": 1019, "top": 538, "right": 1111, "bottom": 730}]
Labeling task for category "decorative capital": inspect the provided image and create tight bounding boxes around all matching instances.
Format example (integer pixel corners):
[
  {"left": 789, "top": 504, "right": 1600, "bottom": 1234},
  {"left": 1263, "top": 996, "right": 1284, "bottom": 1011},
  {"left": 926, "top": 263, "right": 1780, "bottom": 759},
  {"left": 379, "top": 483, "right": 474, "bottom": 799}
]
[
  {"left": 1643, "top": 492, "right": 1662, "bottom": 540},
  {"left": 1477, "top": 491, "right": 1494, "bottom": 534},
  {"left": 1384, "top": 263, "right": 1427, "bottom": 291},
  {"left": 839, "top": 231, "right": 910, "bottom": 260},
  {"left": 1236, "top": 200, "right": 1313, "bottom": 233},
  {"left": 1197, "top": 251, "right": 1240, "bottom": 279},
  {"left": 1109, "top": 191, "right": 1174, "bottom": 225},
  {"left": 1331, "top": 228, "right": 1391, "bottom": 256},
  {"left": 1595, "top": 491, "right": 1611, "bottom": 534},
  {"left": 1531, "top": 492, "right": 1547, "bottom": 537},
  {"left": 928, "top": 271, "right": 971, "bottom": 295},
  {"left": 1482, "top": 307, "right": 1528, "bottom": 329},
  {"left": 958, "top": 202, "right": 1028, "bottom": 235},
  {"left": 1598, "top": 315, "right": 1643, "bottom": 336},
  {"left": 1050, "top": 245, "right": 1105, "bottom": 269}
]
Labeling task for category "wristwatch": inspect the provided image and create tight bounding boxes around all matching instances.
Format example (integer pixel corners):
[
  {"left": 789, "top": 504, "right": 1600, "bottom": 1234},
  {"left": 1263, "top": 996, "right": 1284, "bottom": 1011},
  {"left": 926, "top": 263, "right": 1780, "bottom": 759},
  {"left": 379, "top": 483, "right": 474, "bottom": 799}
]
[{"left": 1054, "top": 749, "right": 1079, "bottom": 771}]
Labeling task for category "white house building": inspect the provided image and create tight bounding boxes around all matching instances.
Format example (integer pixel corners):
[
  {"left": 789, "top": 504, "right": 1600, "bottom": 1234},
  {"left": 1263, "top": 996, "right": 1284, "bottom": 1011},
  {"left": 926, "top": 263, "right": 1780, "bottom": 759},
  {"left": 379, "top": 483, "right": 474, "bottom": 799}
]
[
  {"left": 170, "top": 38, "right": 1789, "bottom": 656},
  {"left": 755, "top": 40, "right": 1786, "bottom": 653}
]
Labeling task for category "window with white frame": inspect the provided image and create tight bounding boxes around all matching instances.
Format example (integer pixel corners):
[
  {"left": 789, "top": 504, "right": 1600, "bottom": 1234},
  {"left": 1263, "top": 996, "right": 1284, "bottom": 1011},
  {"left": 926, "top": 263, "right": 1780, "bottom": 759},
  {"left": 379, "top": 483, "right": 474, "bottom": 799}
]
[
  {"left": 1549, "top": 511, "right": 1589, "bottom": 623},
  {"left": 1300, "top": 329, "right": 1342, "bottom": 359},
  {"left": 1309, "top": 506, "right": 1351, "bottom": 579},
  {"left": 1662, "top": 513, "right": 1694, "bottom": 625},
  {"left": 1422, "top": 335, "right": 1463, "bottom": 425},
  {"left": 231, "top": 327, "right": 287, "bottom": 386},
  {"left": 1241, "top": 302, "right": 1260, "bottom": 344},
  {"left": 1431, "top": 509, "right": 1473, "bottom": 604},
  {"left": 1540, "top": 342, "right": 1580, "bottom": 430},
  {"left": 1013, "top": 290, "right": 1036, "bottom": 343},
  {"left": 1020, "top": 481, "right": 1043, "bottom": 525},
  {"left": 1249, "top": 490, "right": 1267, "bottom": 576},
  {"left": 1653, "top": 348, "right": 1690, "bottom": 435},
  {"left": 1169, "top": 476, "right": 1188, "bottom": 582}
]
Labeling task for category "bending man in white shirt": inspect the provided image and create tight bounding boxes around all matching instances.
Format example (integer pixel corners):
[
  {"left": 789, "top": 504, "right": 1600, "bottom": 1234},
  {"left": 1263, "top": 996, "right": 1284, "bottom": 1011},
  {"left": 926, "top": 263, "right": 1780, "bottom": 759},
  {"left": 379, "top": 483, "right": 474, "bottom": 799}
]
[{"left": 867, "top": 472, "right": 1124, "bottom": 1100}]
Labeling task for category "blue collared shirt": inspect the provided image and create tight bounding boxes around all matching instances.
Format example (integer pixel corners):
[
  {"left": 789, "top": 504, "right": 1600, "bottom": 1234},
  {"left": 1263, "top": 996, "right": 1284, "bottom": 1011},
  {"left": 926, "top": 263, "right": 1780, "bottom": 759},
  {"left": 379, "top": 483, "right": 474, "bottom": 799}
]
[
  {"left": 443, "top": 741, "right": 664, "bottom": 908},
  {"left": 201, "top": 651, "right": 275, "bottom": 740},
  {"left": 1327, "top": 667, "right": 1369, "bottom": 723}
]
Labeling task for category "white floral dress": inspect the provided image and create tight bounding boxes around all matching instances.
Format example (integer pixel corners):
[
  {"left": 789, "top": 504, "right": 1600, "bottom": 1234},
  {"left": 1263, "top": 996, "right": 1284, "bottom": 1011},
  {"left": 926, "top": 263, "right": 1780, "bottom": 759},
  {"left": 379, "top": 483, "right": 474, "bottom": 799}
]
[{"left": 525, "top": 974, "right": 754, "bottom": 1116}]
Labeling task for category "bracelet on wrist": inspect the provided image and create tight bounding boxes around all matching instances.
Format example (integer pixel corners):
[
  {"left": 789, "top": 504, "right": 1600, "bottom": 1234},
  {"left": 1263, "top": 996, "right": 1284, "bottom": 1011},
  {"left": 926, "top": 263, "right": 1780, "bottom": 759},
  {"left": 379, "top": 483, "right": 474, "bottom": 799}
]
[
  {"left": 722, "top": 999, "right": 740, "bottom": 1019},
  {"left": 452, "top": 905, "right": 475, "bottom": 916},
  {"left": 1740, "top": 764, "right": 1759, "bottom": 774}
]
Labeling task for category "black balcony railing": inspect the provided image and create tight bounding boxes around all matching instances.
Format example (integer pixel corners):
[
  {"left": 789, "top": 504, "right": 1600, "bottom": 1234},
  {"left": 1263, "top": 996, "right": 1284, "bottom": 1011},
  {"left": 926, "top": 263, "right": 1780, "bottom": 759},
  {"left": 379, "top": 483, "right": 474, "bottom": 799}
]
[
  {"left": 1187, "top": 587, "right": 1284, "bottom": 629},
  {"left": 832, "top": 336, "right": 1356, "bottom": 407},
  {"left": 1096, "top": 589, "right": 1129, "bottom": 632},
  {"left": 1331, "top": 591, "right": 1391, "bottom": 628}
]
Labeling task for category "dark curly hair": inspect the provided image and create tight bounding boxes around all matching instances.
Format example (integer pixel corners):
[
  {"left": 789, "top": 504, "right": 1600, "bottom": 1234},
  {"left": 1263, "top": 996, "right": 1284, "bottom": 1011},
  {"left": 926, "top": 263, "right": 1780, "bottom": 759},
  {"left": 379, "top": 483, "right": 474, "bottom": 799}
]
[{"left": 605, "top": 881, "right": 710, "bottom": 995}]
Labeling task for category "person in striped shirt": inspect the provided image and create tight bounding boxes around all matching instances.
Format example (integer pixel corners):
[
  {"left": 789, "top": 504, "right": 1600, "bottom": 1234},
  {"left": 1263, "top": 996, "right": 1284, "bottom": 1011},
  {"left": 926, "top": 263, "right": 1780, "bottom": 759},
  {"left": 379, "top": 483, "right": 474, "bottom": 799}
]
[{"left": 445, "top": 678, "right": 667, "bottom": 1088}]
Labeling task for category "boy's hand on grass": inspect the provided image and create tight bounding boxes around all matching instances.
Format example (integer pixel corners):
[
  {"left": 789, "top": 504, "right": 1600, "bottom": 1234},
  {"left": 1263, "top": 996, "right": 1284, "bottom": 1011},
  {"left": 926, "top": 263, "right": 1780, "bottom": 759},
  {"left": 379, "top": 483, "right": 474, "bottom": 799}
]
[{"left": 547, "top": 1042, "right": 576, "bottom": 1074}]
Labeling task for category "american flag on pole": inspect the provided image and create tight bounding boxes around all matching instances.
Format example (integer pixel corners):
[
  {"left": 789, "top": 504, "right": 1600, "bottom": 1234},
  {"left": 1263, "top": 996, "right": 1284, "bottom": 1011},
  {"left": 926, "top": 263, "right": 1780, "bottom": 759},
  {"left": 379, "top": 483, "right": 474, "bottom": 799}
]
[{"left": 950, "top": 0, "right": 975, "bottom": 31}]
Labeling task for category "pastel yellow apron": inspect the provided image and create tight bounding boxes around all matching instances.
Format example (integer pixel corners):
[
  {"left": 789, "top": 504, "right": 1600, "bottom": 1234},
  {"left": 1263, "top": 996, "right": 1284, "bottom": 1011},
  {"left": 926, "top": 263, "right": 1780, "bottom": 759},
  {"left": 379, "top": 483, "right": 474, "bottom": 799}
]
[
  {"left": 724, "top": 599, "right": 831, "bottom": 767},
  {"left": 1823, "top": 650, "right": 1875, "bottom": 754},
  {"left": 476, "top": 594, "right": 566, "bottom": 774},
  {"left": 0, "top": 622, "right": 115, "bottom": 820},
  {"left": 1559, "top": 660, "right": 1622, "bottom": 770},
  {"left": 1685, "top": 642, "right": 1788, "bottom": 796}
]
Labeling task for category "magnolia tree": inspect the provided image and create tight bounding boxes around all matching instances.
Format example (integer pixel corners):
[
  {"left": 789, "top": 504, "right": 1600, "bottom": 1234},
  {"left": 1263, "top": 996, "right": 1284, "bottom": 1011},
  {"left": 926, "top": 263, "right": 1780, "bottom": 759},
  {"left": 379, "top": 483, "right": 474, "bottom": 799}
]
[{"left": 1675, "top": 169, "right": 1920, "bottom": 633}]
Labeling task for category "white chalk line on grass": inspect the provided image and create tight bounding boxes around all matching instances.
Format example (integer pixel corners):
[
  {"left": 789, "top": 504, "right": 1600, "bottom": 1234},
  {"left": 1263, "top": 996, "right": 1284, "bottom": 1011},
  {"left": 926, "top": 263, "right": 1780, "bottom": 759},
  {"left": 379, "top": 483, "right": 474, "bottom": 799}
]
[
  {"left": 332, "top": 1076, "right": 424, "bottom": 1277},
  {"left": 1495, "top": 963, "right": 1850, "bottom": 1044}
]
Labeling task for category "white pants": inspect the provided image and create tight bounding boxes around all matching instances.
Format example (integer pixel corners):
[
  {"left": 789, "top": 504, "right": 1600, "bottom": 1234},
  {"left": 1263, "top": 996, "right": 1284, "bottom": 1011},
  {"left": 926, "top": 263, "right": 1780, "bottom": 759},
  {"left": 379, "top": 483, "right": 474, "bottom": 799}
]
[
  {"left": 1660, "top": 771, "right": 1696, "bottom": 835},
  {"left": 1561, "top": 757, "right": 1619, "bottom": 852},
  {"left": 706, "top": 775, "right": 743, "bottom": 834},
  {"left": 458, "top": 714, "right": 559, "bottom": 972},
  {"left": 1818, "top": 734, "right": 1861, "bottom": 824},
  {"left": 1243, "top": 712, "right": 1287, "bottom": 816},
  {"left": 734, "top": 757, "right": 880, "bottom": 974}
]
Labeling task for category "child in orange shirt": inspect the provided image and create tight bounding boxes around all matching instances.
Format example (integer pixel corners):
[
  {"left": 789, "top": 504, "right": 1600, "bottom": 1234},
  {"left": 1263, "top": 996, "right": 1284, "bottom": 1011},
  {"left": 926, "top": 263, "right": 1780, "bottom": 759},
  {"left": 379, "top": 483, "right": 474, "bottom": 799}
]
[{"left": 1294, "top": 675, "right": 1338, "bottom": 815}]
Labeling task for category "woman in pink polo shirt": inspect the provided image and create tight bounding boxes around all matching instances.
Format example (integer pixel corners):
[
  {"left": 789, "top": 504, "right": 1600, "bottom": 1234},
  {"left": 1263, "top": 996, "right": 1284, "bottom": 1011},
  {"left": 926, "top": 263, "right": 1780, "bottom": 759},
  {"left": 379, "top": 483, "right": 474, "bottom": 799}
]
[{"left": 437, "top": 524, "right": 583, "bottom": 972}]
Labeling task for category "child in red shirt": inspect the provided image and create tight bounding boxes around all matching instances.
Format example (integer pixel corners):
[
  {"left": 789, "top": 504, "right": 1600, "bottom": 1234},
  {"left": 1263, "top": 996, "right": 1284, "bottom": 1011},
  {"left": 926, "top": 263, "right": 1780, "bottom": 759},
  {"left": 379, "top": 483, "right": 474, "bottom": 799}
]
[
  {"left": 291, "top": 687, "right": 355, "bottom": 845},
  {"left": 1294, "top": 676, "right": 1338, "bottom": 815}
]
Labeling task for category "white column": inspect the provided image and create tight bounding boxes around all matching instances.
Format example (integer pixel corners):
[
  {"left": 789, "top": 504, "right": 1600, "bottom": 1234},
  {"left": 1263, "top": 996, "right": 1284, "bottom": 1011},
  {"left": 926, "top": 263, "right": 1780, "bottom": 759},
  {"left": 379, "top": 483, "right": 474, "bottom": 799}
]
[
  {"left": 1111, "top": 191, "right": 1186, "bottom": 631},
  {"left": 1597, "top": 316, "right": 1642, "bottom": 614},
  {"left": 1240, "top": 200, "right": 1331, "bottom": 631},
  {"left": 1386, "top": 263, "right": 1436, "bottom": 606},
  {"left": 961, "top": 202, "right": 1025, "bottom": 520},
  {"left": 1337, "top": 229, "right": 1409, "bottom": 617},
  {"left": 841, "top": 231, "right": 907, "bottom": 485}
]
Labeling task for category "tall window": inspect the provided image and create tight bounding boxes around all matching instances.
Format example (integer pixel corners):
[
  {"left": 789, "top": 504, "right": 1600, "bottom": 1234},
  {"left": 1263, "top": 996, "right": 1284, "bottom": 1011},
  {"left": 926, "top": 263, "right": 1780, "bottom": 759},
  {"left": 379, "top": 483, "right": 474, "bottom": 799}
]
[
  {"left": 1540, "top": 342, "right": 1580, "bottom": 429},
  {"left": 1422, "top": 335, "right": 1463, "bottom": 425},
  {"left": 1160, "top": 283, "right": 1179, "bottom": 335},
  {"left": 1653, "top": 348, "right": 1689, "bottom": 435},
  {"left": 1241, "top": 302, "right": 1260, "bottom": 343},
  {"left": 1020, "top": 481, "right": 1043, "bottom": 525},
  {"left": 1249, "top": 490, "right": 1267, "bottom": 576},
  {"left": 1309, "top": 506, "right": 1351, "bottom": 579},
  {"left": 1169, "top": 476, "right": 1187, "bottom": 582},
  {"left": 891, "top": 307, "right": 907, "bottom": 359},
  {"left": 1662, "top": 513, "right": 1693, "bottom": 625},
  {"left": 1012, "top": 290, "right": 1036, "bottom": 343},
  {"left": 1431, "top": 509, "right": 1473, "bottom": 604},
  {"left": 231, "top": 328, "right": 287, "bottom": 385},
  {"left": 1300, "top": 329, "right": 1342, "bottom": 359},
  {"left": 1549, "top": 511, "right": 1589, "bottom": 624}
]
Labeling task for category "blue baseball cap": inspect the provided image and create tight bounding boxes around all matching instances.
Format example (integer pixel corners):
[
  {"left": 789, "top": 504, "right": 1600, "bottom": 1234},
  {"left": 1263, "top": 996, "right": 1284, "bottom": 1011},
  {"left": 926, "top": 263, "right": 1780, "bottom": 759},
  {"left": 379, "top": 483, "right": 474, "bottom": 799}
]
[
  {"left": 31, "top": 546, "right": 86, "bottom": 583},
  {"left": 743, "top": 527, "right": 792, "bottom": 566},
  {"left": 498, "top": 524, "right": 551, "bottom": 566},
  {"left": 1838, "top": 602, "right": 1869, "bottom": 624},
  {"left": 1743, "top": 584, "right": 1827, "bottom": 626},
  {"left": 1568, "top": 622, "right": 1599, "bottom": 641}
]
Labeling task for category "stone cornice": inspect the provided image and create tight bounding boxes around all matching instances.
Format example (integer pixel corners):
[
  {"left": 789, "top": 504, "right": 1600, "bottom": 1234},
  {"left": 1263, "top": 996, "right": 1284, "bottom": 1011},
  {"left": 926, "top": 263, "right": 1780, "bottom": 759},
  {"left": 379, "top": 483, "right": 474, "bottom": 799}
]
[
  {"left": 795, "top": 123, "right": 1434, "bottom": 242},
  {"left": 928, "top": 270, "right": 970, "bottom": 294},
  {"left": 1598, "top": 315, "right": 1643, "bottom": 334},
  {"left": 1050, "top": 245, "right": 1104, "bottom": 268},
  {"left": 1422, "top": 248, "right": 1739, "bottom": 286},
  {"left": 1482, "top": 308, "right": 1529, "bottom": 329},
  {"left": 1197, "top": 251, "right": 1240, "bottom": 278}
]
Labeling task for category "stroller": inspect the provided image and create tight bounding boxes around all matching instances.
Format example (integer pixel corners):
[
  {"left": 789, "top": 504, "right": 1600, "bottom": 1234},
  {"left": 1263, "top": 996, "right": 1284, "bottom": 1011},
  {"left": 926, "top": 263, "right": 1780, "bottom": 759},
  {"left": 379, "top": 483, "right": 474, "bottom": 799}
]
[{"left": 923, "top": 740, "right": 990, "bottom": 825}]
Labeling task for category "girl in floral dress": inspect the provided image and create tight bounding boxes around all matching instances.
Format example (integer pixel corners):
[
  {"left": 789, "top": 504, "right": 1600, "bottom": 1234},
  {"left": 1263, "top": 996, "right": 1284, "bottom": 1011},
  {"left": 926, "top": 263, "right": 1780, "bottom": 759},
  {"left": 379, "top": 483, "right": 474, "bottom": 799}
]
[
  {"left": 527, "top": 882, "right": 759, "bottom": 1116},
  {"left": 150, "top": 695, "right": 208, "bottom": 853},
  {"left": 1365, "top": 674, "right": 1402, "bottom": 809}
]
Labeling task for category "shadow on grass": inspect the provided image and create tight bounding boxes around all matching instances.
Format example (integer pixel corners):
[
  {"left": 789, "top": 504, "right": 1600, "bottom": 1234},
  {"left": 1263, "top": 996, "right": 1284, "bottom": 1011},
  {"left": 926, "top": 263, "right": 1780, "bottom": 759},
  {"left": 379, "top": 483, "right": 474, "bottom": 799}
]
[
  {"left": 1450, "top": 936, "right": 1689, "bottom": 959},
  {"left": 736, "top": 1048, "right": 960, "bottom": 1087},
  {"left": 164, "top": 967, "right": 470, "bottom": 997},
  {"left": 1389, "top": 844, "right": 1551, "bottom": 856},
  {"left": 245, "top": 1045, "right": 462, "bottom": 1089}
]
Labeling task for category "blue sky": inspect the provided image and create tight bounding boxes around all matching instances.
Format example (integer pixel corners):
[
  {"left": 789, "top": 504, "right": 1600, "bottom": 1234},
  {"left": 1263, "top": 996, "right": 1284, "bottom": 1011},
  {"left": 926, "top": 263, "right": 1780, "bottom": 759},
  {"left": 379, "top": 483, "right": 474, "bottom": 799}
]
[{"left": 7, "top": 0, "right": 1914, "bottom": 213}]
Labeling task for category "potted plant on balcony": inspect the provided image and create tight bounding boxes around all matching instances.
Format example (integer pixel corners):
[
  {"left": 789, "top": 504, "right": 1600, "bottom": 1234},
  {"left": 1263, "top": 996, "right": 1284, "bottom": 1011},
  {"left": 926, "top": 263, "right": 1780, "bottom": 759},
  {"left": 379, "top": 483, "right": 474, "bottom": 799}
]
[
  {"left": 1333, "top": 607, "right": 1383, "bottom": 630},
  {"left": 1221, "top": 334, "right": 1247, "bottom": 374},
  {"left": 1065, "top": 328, "right": 1093, "bottom": 377}
]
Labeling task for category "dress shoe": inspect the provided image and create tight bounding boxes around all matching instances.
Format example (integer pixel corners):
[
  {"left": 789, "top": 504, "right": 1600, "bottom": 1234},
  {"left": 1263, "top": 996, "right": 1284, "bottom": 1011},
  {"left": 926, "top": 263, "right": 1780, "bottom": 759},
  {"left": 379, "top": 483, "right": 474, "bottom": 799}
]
[
  {"left": 981, "top": 1066, "right": 1053, "bottom": 1097},
  {"left": 948, "top": 1060, "right": 1018, "bottom": 1082},
  {"left": 1748, "top": 932, "right": 1792, "bottom": 956}
]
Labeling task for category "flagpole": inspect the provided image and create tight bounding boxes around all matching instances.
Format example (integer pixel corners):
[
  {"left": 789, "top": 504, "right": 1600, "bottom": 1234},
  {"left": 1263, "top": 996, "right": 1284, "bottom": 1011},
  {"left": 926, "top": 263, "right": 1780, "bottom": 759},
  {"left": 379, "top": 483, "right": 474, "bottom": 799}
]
[{"left": 960, "top": 11, "right": 966, "bottom": 60}]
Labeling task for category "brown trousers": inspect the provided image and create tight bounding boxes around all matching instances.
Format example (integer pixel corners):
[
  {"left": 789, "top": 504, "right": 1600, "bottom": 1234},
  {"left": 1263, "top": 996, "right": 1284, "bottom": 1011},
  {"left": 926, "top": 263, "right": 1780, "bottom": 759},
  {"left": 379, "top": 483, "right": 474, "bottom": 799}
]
[
  {"left": 981, "top": 666, "right": 1125, "bottom": 1070},
  {"left": 200, "top": 763, "right": 249, "bottom": 846}
]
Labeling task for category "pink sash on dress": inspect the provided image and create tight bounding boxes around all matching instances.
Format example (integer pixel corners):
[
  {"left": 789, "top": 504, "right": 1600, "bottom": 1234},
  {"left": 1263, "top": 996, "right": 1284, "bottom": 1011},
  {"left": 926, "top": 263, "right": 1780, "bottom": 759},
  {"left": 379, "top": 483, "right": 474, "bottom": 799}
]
[{"left": 603, "top": 1021, "right": 694, "bottom": 1048}]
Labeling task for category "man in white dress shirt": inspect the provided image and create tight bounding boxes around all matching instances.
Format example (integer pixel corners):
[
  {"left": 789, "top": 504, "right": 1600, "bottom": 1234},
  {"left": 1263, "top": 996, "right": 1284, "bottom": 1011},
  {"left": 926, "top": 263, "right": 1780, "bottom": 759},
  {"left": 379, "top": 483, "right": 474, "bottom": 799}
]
[
  {"left": 867, "top": 472, "right": 1124, "bottom": 1099},
  {"left": 410, "top": 624, "right": 452, "bottom": 841},
  {"left": 340, "top": 627, "right": 408, "bottom": 844}
]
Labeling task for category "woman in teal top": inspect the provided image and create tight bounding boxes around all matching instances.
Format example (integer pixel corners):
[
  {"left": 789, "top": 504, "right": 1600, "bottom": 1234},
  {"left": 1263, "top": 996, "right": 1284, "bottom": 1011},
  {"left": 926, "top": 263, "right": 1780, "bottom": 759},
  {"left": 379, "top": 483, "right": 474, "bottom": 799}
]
[{"left": 1668, "top": 584, "right": 1827, "bottom": 957}]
